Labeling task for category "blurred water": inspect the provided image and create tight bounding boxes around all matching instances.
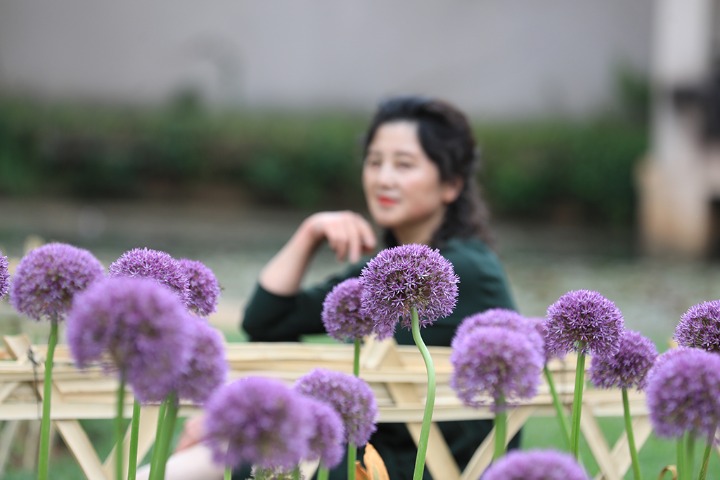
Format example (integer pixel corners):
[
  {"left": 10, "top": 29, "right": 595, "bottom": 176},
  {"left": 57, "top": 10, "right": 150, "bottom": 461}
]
[{"left": 1, "top": 198, "right": 718, "bottom": 349}]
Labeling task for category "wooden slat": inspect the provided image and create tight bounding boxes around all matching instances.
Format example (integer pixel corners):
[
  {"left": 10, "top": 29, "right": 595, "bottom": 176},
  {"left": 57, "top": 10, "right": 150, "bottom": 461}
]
[{"left": 0, "top": 337, "right": 652, "bottom": 480}]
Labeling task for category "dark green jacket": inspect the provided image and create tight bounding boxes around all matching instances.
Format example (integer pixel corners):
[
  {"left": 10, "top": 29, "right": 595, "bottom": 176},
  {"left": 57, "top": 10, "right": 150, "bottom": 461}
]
[{"left": 240, "top": 238, "right": 517, "bottom": 480}]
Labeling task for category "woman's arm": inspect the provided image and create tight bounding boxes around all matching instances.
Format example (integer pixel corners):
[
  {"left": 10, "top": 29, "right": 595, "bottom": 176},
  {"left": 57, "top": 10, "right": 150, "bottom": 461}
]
[{"left": 259, "top": 211, "right": 376, "bottom": 295}]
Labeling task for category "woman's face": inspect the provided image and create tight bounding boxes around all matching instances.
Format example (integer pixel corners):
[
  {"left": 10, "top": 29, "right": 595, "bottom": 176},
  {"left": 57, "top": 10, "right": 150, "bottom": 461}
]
[{"left": 362, "top": 121, "right": 461, "bottom": 244}]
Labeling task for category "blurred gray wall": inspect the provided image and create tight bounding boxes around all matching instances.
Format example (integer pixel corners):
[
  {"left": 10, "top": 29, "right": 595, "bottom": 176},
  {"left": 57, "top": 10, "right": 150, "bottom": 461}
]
[{"left": 0, "top": 1, "right": 653, "bottom": 118}]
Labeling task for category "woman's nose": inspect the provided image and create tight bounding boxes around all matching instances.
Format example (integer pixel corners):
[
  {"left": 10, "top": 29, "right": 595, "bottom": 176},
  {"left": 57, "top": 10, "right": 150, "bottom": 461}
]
[{"left": 376, "top": 163, "right": 396, "bottom": 186}]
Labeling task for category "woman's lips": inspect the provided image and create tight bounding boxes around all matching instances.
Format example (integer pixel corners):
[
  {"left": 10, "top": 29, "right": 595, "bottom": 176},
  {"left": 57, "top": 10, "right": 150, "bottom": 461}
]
[{"left": 377, "top": 196, "right": 398, "bottom": 207}]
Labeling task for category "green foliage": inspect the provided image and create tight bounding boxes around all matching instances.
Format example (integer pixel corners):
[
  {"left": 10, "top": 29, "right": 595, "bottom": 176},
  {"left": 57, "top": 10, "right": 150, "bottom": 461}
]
[
  {"left": 479, "top": 120, "right": 647, "bottom": 225},
  {"left": 0, "top": 97, "right": 647, "bottom": 225}
]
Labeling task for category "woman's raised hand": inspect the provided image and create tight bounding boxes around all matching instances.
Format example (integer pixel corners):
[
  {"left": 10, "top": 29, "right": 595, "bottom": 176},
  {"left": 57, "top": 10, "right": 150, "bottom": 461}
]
[
  {"left": 303, "top": 211, "right": 377, "bottom": 263},
  {"left": 258, "top": 210, "right": 377, "bottom": 296}
]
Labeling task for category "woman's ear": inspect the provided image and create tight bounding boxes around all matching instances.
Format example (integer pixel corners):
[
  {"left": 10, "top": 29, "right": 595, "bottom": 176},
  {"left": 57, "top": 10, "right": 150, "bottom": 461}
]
[{"left": 442, "top": 177, "right": 464, "bottom": 204}]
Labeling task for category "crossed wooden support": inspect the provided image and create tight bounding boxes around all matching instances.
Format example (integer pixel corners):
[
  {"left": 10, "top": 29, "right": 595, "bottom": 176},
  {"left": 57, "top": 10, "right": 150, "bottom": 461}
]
[{"left": 0, "top": 334, "right": 658, "bottom": 479}]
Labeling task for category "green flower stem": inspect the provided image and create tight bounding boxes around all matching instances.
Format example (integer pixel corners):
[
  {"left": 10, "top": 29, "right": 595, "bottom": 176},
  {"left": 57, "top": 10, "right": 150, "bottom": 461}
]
[
  {"left": 38, "top": 316, "right": 59, "bottom": 480},
  {"left": 544, "top": 365, "right": 572, "bottom": 449},
  {"left": 148, "top": 401, "right": 168, "bottom": 477},
  {"left": 292, "top": 466, "right": 301, "bottom": 480},
  {"left": 685, "top": 433, "right": 695, "bottom": 480},
  {"left": 224, "top": 467, "right": 232, "bottom": 480},
  {"left": 127, "top": 399, "right": 142, "bottom": 480},
  {"left": 621, "top": 388, "right": 641, "bottom": 480},
  {"left": 676, "top": 437, "right": 686, "bottom": 480},
  {"left": 410, "top": 306, "right": 436, "bottom": 480},
  {"left": 116, "top": 374, "right": 127, "bottom": 480},
  {"left": 570, "top": 343, "right": 586, "bottom": 460},
  {"left": 353, "top": 338, "right": 361, "bottom": 377},
  {"left": 347, "top": 441, "right": 357, "bottom": 480},
  {"left": 493, "top": 398, "right": 507, "bottom": 460},
  {"left": 698, "top": 433, "right": 713, "bottom": 480},
  {"left": 154, "top": 393, "right": 179, "bottom": 480},
  {"left": 317, "top": 465, "right": 330, "bottom": 480}
]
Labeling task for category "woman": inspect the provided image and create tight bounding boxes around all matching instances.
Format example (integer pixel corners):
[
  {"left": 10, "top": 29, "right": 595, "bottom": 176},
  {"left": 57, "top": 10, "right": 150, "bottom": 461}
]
[{"left": 240, "top": 96, "right": 519, "bottom": 479}]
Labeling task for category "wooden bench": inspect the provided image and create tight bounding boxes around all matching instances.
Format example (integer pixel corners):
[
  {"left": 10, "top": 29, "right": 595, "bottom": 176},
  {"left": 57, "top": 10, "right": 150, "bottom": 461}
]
[{"left": 0, "top": 334, "right": 651, "bottom": 480}]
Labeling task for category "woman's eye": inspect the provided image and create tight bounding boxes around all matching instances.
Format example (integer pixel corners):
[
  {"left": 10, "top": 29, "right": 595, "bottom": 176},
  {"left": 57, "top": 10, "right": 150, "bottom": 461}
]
[{"left": 397, "top": 162, "right": 414, "bottom": 169}]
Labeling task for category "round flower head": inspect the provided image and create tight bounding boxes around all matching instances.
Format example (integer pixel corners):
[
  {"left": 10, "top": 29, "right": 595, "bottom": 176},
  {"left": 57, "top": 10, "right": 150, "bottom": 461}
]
[
  {"left": 360, "top": 244, "right": 458, "bottom": 340},
  {"left": 529, "top": 316, "right": 556, "bottom": 364},
  {"left": 204, "top": 376, "right": 313, "bottom": 470},
  {"left": 674, "top": 300, "right": 720, "bottom": 353},
  {"left": 645, "top": 347, "right": 720, "bottom": 439},
  {"left": 174, "top": 317, "right": 228, "bottom": 405},
  {"left": 66, "top": 276, "right": 193, "bottom": 403},
  {"left": 0, "top": 251, "right": 9, "bottom": 299},
  {"left": 109, "top": 247, "right": 190, "bottom": 306},
  {"left": 545, "top": 289, "right": 624, "bottom": 358},
  {"left": 482, "top": 449, "right": 589, "bottom": 480},
  {"left": 452, "top": 308, "right": 543, "bottom": 353},
  {"left": 451, "top": 326, "right": 544, "bottom": 411},
  {"left": 590, "top": 329, "right": 658, "bottom": 390},
  {"left": 294, "top": 368, "right": 377, "bottom": 446},
  {"left": 645, "top": 346, "right": 693, "bottom": 387},
  {"left": 10, "top": 242, "right": 104, "bottom": 320},
  {"left": 178, "top": 258, "right": 221, "bottom": 317},
  {"left": 303, "top": 396, "right": 345, "bottom": 468},
  {"left": 322, "top": 278, "right": 374, "bottom": 341}
]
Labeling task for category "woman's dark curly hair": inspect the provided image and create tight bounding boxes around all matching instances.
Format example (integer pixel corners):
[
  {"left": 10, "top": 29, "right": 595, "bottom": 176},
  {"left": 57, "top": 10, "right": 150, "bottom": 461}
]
[{"left": 362, "top": 95, "right": 494, "bottom": 248}]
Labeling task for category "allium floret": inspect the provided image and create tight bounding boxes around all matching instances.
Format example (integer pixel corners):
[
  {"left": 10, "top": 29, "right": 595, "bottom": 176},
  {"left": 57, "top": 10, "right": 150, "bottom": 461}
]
[
  {"left": 645, "top": 347, "right": 720, "bottom": 439},
  {"left": 482, "top": 449, "right": 589, "bottom": 480},
  {"left": 360, "top": 244, "right": 458, "bottom": 340},
  {"left": 175, "top": 317, "right": 228, "bottom": 405},
  {"left": 674, "top": 300, "right": 720, "bottom": 353},
  {"left": 294, "top": 368, "right": 378, "bottom": 446},
  {"left": 303, "top": 396, "right": 345, "bottom": 468},
  {"left": 178, "top": 258, "right": 221, "bottom": 316},
  {"left": 322, "top": 278, "right": 374, "bottom": 341},
  {"left": 204, "top": 377, "right": 313, "bottom": 470},
  {"left": 109, "top": 247, "right": 190, "bottom": 306},
  {"left": 590, "top": 329, "right": 658, "bottom": 390},
  {"left": 66, "top": 276, "right": 193, "bottom": 403},
  {"left": 545, "top": 289, "right": 624, "bottom": 358},
  {"left": 0, "top": 251, "right": 9, "bottom": 299},
  {"left": 451, "top": 326, "right": 544, "bottom": 411},
  {"left": 10, "top": 242, "right": 104, "bottom": 320}
]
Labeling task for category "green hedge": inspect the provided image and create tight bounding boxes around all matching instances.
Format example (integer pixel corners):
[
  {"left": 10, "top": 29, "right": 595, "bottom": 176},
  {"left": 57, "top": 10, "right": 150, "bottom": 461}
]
[{"left": 0, "top": 98, "right": 647, "bottom": 225}]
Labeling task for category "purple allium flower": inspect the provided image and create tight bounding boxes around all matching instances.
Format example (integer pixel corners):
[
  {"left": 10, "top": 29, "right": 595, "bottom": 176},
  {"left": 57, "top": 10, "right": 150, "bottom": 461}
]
[
  {"left": 645, "top": 347, "right": 720, "bottom": 439},
  {"left": 174, "top": 317, "right": 228, "bottom": 405},
  {"left": 294, "top": 368, "right": 377, "bottom": 446},
  {"left": 0, "top": 251, "right": 9, "bottom": 299},
  {"left": 674, "top": 300, "right": 720, "bottom": 353},
  {"left": 451, "top": 308, "right": 544, "bottom": 353},
  {"left": 10, "top": 243, "right": 104, "bottom": 321},
  {"left": 545, "top": 289, "right": 624, "bottom": 358},
  {"left": 204, "top": 377, "right": 313, "bottom": 470},
  {"left": 529, "top": 317, "right": 557, "bottom": 364},
  {"left": 482, "top": 449, "right": 589, "bottom": 480},
  {"left": 66, "top": 276, "right": 193, "bottom": 403},
  {"left": 109, "top": 247, "right": 190, "bottom": 306},
  {"left": 451, "top": 326, "right": 544, "bottom": 411},
  {"left": 360, "top": 244, "right": 458, "bottom": 340},
  {"left": 178, "top": 258, "right": 221, "bottom": 317},
  {"left": 590, "top": 329, "right": 658, "bottom": 391},
  {"left": 303, "top": 396, "right": 345, "bottom": 468},
  {"left": 322, "top": 278, "right": 374, "bottom": 341}
]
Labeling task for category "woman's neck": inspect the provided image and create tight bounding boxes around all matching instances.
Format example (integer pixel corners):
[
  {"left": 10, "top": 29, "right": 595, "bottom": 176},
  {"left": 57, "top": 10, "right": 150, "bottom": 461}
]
[{"left": 392, "top": 210, "right": 445, "bottom": 246}]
